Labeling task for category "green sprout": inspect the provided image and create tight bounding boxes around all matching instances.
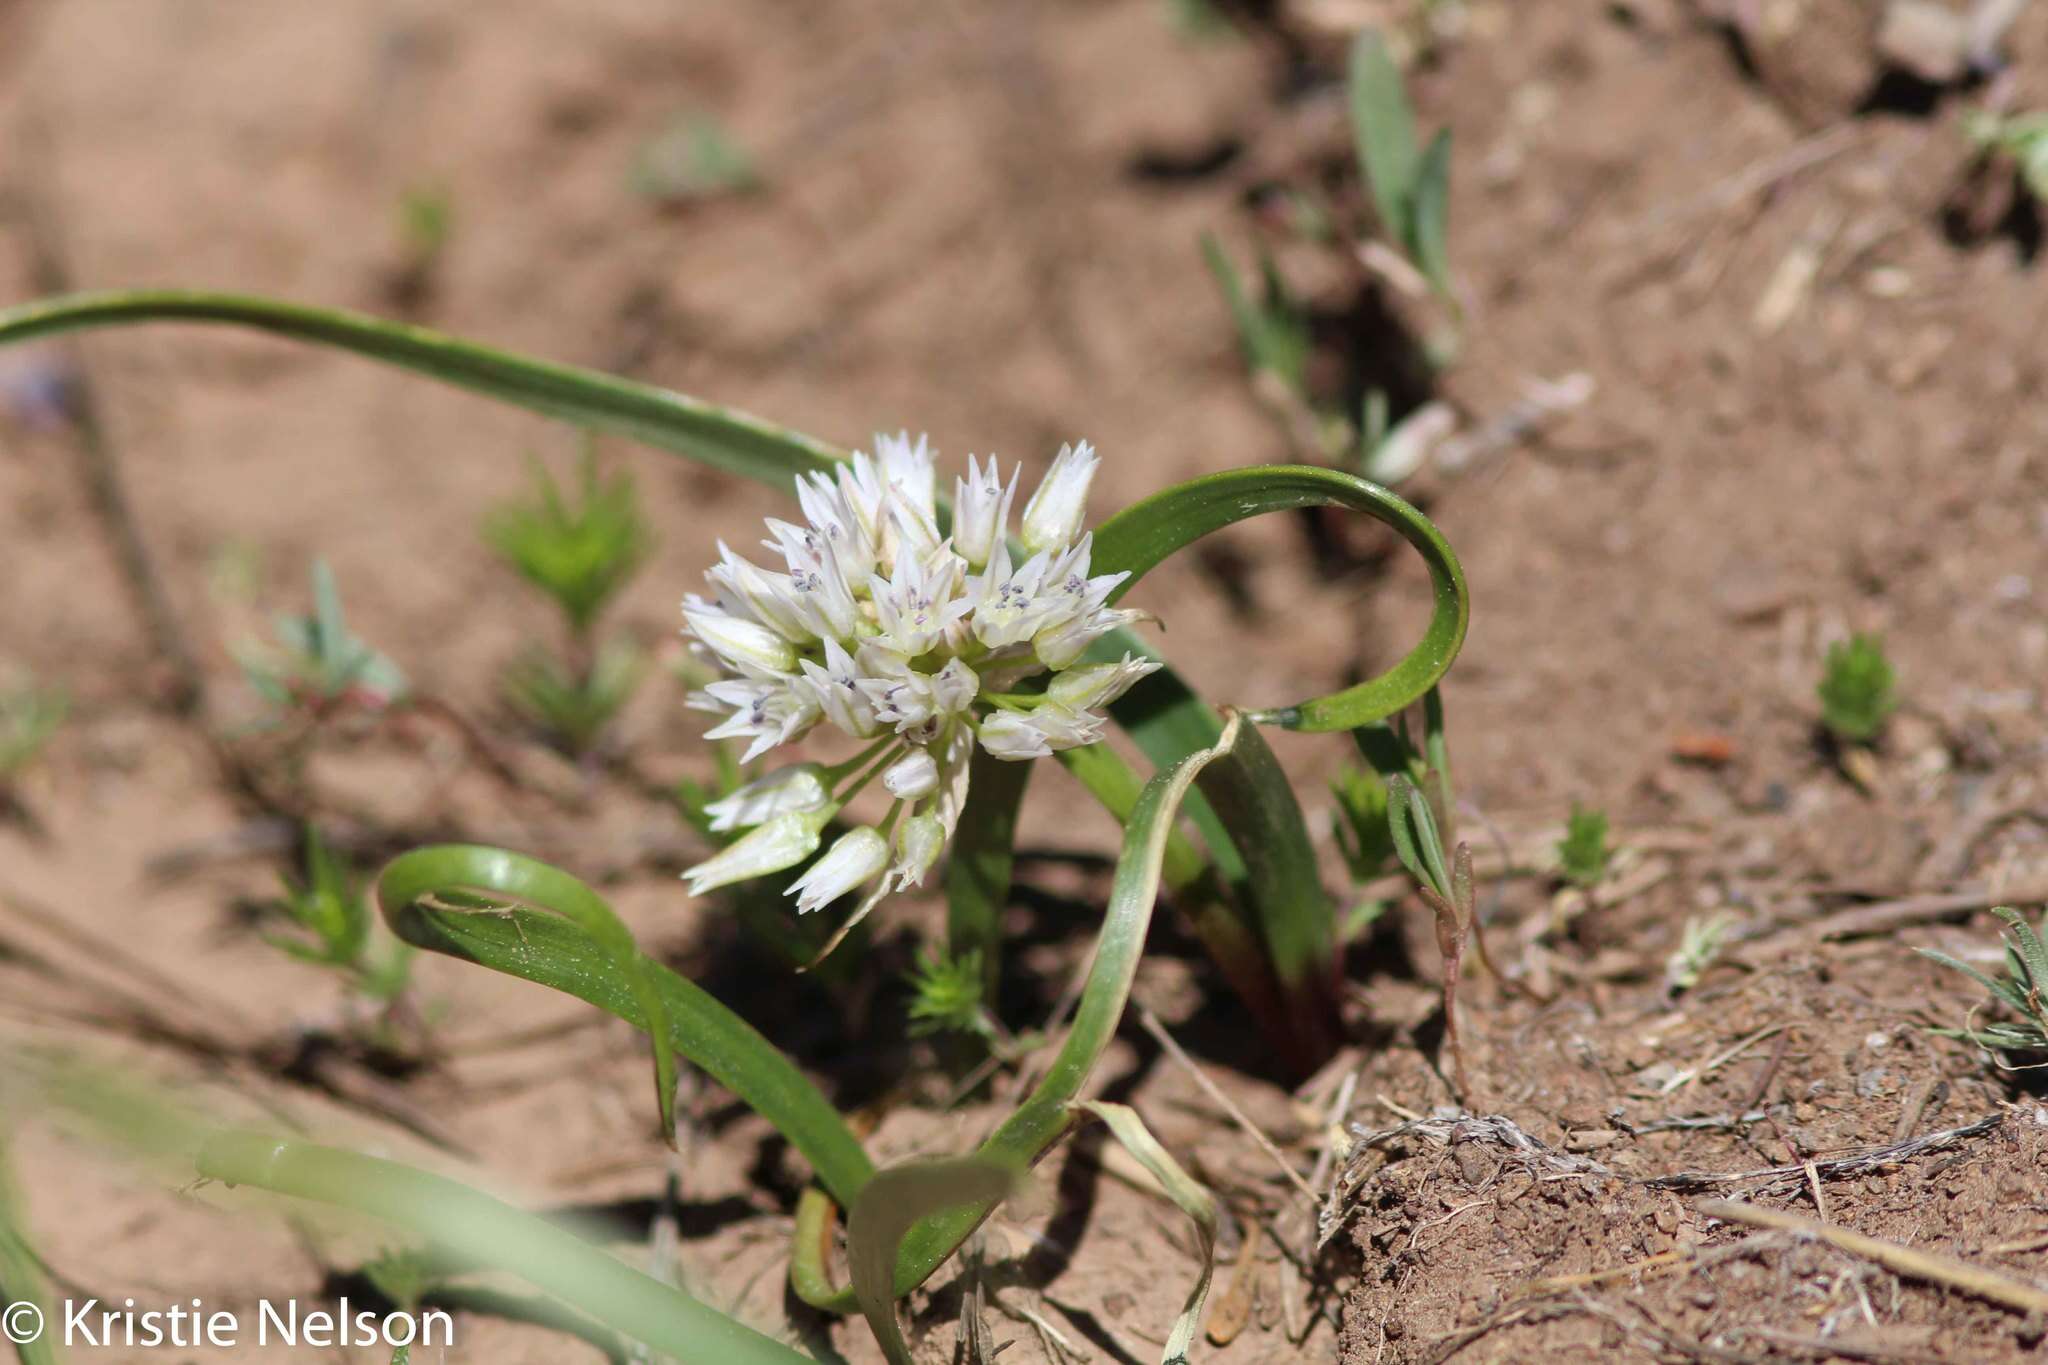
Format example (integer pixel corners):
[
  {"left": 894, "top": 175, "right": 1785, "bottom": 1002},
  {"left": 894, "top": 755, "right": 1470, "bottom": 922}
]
[
  {"left": 265, "top": 827, "right": 414, "bottom": 1004},
  {"left": 1556, "top": 803, "right": 1611, "bottom": 889},
  {"left": 238, "top": 560, "right": 408, "bottom": 715},
  {"left": 1350, "top": 29, "right": 1454, "bottom": 300},
  {"left": 906, "top": 948, "right": 989, "bottom": 1040},
  {"left": 1201, "top": 231, "right": 1311, "bottom": 399},
  {"left": 485, "top": 451, "right": 652, "bottom": 636},
  {"left": 1330, "top": 764, "right": 1396, "bottom": 939},
  {"left": 1965, "top": 109, "right": 2048, "bottom": 202},
  {"left": 1921, "top": 907, "right": 2048, "bottom": 1057},
  {"left": 396, "top": 183, "right": 454, "bottom": 265},
  {"left": 1817, "top": 632, "right": 1896, "bottom": 744},
  {"left": 0, "top": 675, "right": 66, "bottom": 783},
  {"left": 485, "top": 451, "right": 652, "bottom": 756},
  {"left": 630, "top": 113, "right": 759, "bottom": 205},
  {"left": 1663, "top": 910, "right": 1737, "bottom": 997},
  {"left": 502, "top": 637, "right": 646, "bottom": 759}
]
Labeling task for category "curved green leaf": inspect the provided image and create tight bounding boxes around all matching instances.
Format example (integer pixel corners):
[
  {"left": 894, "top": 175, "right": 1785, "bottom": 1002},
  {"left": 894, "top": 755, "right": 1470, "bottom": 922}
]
[
  {"left": 1072, "top": 1102, "right": 1216, "bottom": 1365},
  {"left": 848, "top": 1158, "right": 1021, "bottom": 1364},
  {"left": 194, "top": 1130, "right": 811, "bottom": 1365},
  {"left": 1092, "top": 463, "right": 1467, "bottom": 733},
  {"left": 800, "top": 712, "right": 1243, "bottom": 1311},
  {"left": 376, "top": 845, "right": 873, "bottom": 1205},
  {"left": 0, "top": 290, "right": 842, "bottom": 488}
]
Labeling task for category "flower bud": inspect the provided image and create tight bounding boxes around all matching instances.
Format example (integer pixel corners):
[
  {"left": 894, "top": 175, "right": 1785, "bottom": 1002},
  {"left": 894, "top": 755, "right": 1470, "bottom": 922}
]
[
  {"left": 683, "top": 808, "right": 830, "bottom": 897},
  {"left": 703, "top": 764, "right": 830, "bottom": 832},
  {"left": 951, "top": 455, "right": 1015, "bottom": 569},
  {"left": 1019, "top": 440, "right": 1099, "bottom": 555},
  {"left": 788, "top": 826, "right": 891, "bottom": 914},
  {"left": 882, "top": 749, "right": 940, "bottom": 800},
  {"left": 894, "top": 813, "right": 945, "bottom": 888}
]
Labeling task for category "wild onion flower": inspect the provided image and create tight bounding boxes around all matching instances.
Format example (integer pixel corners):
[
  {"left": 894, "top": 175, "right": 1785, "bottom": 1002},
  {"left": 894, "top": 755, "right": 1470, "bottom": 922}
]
[{"left": 681, "top": 432, "right": 1158, "bottom": 926}]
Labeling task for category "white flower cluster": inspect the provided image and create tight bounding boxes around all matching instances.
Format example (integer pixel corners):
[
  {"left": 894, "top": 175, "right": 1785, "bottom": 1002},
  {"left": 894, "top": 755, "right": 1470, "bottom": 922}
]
[{"left": 681, "top": 433, "right": 1159, "bottom": 928}]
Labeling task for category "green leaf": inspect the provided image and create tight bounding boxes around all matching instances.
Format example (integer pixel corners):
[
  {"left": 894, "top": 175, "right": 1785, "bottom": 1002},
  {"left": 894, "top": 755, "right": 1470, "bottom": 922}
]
[
  {"left": 0, "top": 291, "right": 843, "bottom": 489},
  {"left": 1192, "top": 718, "right": 1339, "bottom": 1061},
  {"left": 1092, "top": 463, "right": 1468, "bottom": 732},
  {"left": 1350, "top": 29, "right": 1420, "bottom": 245},
  {"left": 944, "top": 748, "right": 1032, "bottom": 1002},
  {"left": 0, "top": 1135, "right": 58, "bottom": 1365},
  {"left": 191, "top": 1130, "right": 811, "bottom": 1365},
  {"left": 1410, "top": 128, "right": 1455, "bottom": 298},
  {"left": 1073, "top": 1102, "right": 1217, "bottom": 1365},
  {"left": 803, "top": 712, "right": 1243, "bottom": 1311},
  {"left": 847, "top": 1157, "right": 1021, "bottom": 1365},
  {"left": 375, "top": 845, "right": 872, "bottom": 1195}
]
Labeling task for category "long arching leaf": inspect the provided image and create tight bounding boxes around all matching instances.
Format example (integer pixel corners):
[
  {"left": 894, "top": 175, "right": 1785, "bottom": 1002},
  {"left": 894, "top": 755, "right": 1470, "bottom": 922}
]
[
  {"left": 375, "top": 845, "right": 873, "bottom": 1205},
  {"left": 793, "top": 713, "right": 1244, "bottom": 1311}
]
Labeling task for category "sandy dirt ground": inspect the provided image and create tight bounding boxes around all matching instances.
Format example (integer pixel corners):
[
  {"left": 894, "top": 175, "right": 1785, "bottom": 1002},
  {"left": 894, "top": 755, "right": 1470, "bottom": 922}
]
[{"left": 2, "top": 0, "right": 2047, "bottom": 1361}]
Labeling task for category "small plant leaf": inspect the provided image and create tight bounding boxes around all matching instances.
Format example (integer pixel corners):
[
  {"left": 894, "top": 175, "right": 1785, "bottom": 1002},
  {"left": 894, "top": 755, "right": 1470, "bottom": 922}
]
[
  {"left": 1073, "top": 1102, "right": 1218, "bottom": 1365},
  {"left": 1350, "top": 30, "right": 1420, "bottom": 245},
  {"left": 1410, "top": 128, "right": 1455, "bottom": 298},
  {"left": 847, "top": 1157, "right": 1021, "bottom": 1365}
]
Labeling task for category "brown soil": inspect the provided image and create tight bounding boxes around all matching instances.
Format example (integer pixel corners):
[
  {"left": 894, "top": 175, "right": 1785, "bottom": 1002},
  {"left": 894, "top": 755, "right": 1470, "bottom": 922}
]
[{"left": 2, "top": 1, "right": 2047, "bottom": 1362}]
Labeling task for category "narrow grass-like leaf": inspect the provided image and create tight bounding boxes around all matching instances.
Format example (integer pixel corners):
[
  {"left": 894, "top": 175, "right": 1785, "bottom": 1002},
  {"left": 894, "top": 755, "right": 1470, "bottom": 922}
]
[
  {"left": 0, "top": 1135, "right": 58, "bottom": 1365},
  {"left": 1192, "top": 718, "right": 1340, "bottom": 1063},
  {"left": 846, "top": 1158, "right": 1021, "bottom": 1365},
  {"left": 192, "top": 1131, "right": 812, "bottom": 1365},
  {"left": 1073, "top": 1102, "right": 1217, "bottom": 1365},
  {"left": 1410, "top": 128, "right": 1455, "bottom": 298},
  {"left": 1091, "top": 464, "right": 1468, "bottom": 733},
  {"left": 806, "top": 713, "right": 1243, "bottom": 1311},
  {"left": 1995, "top": 908, "right": 2048, "bottom": 993},
  {"left": 379, "top": 846, "right": 679, "bottom": 1149},
  {"left": 376, "top": 846, "right": 874, "bottom": 1203},
  {"left": 0, "top": 291, "right": 842, "bottom": 488},
  {"left": 1350, "top": 30, "right": 1420, "bottom": 244},
  {"left": 945, "top": 749, "right": 1033, "bottom": 1001}
]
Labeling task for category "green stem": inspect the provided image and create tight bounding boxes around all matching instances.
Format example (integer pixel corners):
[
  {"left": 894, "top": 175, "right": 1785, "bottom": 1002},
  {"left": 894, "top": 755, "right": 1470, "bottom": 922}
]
[{"left": 944, "top": 748, "right": 1032, "bottom": 1003}]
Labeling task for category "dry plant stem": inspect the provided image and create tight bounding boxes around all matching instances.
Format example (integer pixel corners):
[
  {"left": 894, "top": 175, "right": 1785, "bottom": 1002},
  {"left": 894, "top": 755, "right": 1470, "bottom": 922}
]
[
  {"left": 1700, "top": 1198, "right": 2048, "bottom": 1316},
  {"left": 1745, "top": 879, "right": 2048, "bottom": 958},
  {"left": 7, "top": 118, "right": 204, "bottom": 711},
  {"left": 1134, "top": 1004, "right": 1318, "bottom": 1202}
]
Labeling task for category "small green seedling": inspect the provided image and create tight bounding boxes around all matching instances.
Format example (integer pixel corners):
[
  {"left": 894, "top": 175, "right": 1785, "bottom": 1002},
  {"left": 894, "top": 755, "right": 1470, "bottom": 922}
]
[
  {"left": 1965, "top": 109, "right": 2048, "bottom": 202},
  {"left": 1556, "top": 803, "right": 1611, "bottom": 889},
  {"left": 1350, "top": 29, "right": 1454, "bottom": 299},
  {"left": 1817, "top": 632, "right": 1896, "bottom": 744},
  {"left": 485, "top": 452, "right": 652, "bottom": 636},
  {"left": 1921, "top": 907, "right": 2048, "bottom": 1057},
  {"left": 1330, "top": 764, "right": 1395, "bottom": 940},
  {"left": 397, "top": 183, "right": 454, "bottom": 266},
  {"left": 485, "top": 452, "right": 652, "bottom": 755},
  {"left": 1387, "top": 772, "right": 1476, "bottom": 1096},
  {"left": 1201, "top": 232, "right": 1311, "bottom": 399},
  {"left": 1663, "top": 911, "right": 1737, "bottom": 997},
  {"left": 905, "top": 949, "right": 1038, "bottom": 1063},
  {"left": 502, "top": 637, "right": 646, "bottom": 759},
  {"left": 266, "top": 827, "right": 413, "bottom": 1004},
  {"left": 239, "top": 561, "right": 408, "bottom": 715},
  {"left": 630, "top": 113, "right": 759, "bottom": 205},
  {"left": 0, "top": 676, "right": 65, "bottom": 785}
]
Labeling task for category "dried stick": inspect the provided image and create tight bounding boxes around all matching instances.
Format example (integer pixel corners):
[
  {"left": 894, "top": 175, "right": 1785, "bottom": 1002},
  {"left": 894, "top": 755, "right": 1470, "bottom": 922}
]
[
  {"left": 1135, "top": 1003, "right": 1317, "bottom": 1202},
  {"left": 1700, "top": 1198, "right": 2048, "bottom": 1316}
]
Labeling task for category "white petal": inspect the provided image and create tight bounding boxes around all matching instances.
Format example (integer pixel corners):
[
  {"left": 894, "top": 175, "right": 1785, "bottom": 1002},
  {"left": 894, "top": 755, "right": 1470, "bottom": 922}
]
[
  {"left": 704, "top": 764, "right": 831, "bottom": 832},
  {"left": 1019, "top": 440, "right": 1099, "bottom": 556},
  {"left": 882, "top": 749, "right": 940, "bottom": 800},
  {"left": 787, "top": 826, "right": 890, "bottom": 914},
  {"left": 683, "top": 811, "right": 826, "bottom": 896}
]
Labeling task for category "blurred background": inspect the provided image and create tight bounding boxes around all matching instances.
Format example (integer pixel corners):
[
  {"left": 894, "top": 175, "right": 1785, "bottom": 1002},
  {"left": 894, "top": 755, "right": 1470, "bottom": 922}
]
[{"left": 1, "top": 1, "right": 2045, "bottom": 1360}]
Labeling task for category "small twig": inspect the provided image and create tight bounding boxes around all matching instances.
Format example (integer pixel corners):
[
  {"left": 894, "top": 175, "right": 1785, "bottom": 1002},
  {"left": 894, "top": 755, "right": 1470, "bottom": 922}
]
[
  {"left": 1745, "top": 881, "right": 2048, "bottom": 958},
  {"left": 1701, "top": 1198, "right": 2048, "bottom": 1316},
  {"left": 1136, "top": 1004, "right": 1317, "bottom": 1202},
  {"left": 8, "top": 115, "right": 205, "bottom": 712},
  {"left": 1647, "top": 1113, "right": 2002, "bottom": 1191}
]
